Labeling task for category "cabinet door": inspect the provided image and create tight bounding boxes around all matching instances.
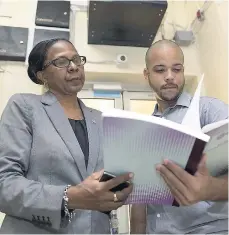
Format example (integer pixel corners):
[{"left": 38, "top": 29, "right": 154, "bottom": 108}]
[
  {"left": 123, "top": 91, "right": 157, "bottom": 114},
  {"left": 78, "top": 90, "right": 123, "bottom": 111}
]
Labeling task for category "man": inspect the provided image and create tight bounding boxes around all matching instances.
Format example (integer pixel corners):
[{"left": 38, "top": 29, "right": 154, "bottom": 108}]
[{"left": 130, "top": 39, "right": 228, "bottom": 234}]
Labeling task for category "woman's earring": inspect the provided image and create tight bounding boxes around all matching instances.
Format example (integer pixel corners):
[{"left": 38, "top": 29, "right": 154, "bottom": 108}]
[{"left": 43, "top": 80, "right": 49, "bottom": 89}]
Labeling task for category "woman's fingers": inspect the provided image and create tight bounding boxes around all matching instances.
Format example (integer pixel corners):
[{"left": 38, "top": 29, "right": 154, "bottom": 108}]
[{"left": 103, "top": 173, "right": 133, "bottom": 191}]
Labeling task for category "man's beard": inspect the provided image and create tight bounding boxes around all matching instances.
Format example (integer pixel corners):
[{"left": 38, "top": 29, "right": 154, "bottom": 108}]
[{"left": 149, "top": 80, "right": 185, "bottom": 102}]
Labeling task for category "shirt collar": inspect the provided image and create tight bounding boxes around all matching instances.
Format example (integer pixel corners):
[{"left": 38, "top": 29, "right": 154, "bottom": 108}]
[{"left": 152, "top": 91, "right": 192, "bottom": 116}]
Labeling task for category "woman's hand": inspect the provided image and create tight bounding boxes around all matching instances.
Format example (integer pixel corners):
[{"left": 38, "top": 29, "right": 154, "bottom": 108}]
[{"left": 67, "top": 170, "right": 133, "bottom": 211}]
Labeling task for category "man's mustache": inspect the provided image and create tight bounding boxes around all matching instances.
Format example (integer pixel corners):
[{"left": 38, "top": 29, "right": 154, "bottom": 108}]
[{"left": 161, "top": 84, "right": 178, "bottom": 90}]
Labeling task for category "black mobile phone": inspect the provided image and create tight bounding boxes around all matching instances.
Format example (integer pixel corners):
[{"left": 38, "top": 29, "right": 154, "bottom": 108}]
[
  {"left": 99, "top": 171, "right": 130, "bottom": 192},
  {"left": 99, "top": 171, "right": 130, "bottom": 216}
]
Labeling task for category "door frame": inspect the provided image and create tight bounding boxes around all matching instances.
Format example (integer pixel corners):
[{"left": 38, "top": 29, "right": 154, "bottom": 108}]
[
  {"left": 78, "top": 89, "right": 123, "bottom": 110},
  {"left": 123, "top": 91, "right": 157, "bottom": 110}
]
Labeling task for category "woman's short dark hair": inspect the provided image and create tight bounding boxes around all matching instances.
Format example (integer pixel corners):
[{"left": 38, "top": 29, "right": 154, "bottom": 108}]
[{"left": 27, "top": 38, "right": 73, "bottom": 85}]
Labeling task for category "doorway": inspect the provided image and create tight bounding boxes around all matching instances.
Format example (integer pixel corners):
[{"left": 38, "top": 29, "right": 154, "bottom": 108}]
[{"left": 78, "top": 89, "right": 156, "bottom": 234}]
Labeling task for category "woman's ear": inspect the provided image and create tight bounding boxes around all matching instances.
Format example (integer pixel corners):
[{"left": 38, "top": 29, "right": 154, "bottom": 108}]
[
  {"left": 36, "top": 71, "right": 45, "bottom": 84},
  {"left": 143, "top": 68, "right": 149, "bottom": 81}
]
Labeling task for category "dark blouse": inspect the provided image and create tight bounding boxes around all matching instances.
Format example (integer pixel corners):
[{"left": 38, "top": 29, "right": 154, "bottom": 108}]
[
  {"left": 61, "top": 119, "right": 89, "bottom": 217},
  {"left": 68, "top": 119, "right": 89, "bottom": 168}
]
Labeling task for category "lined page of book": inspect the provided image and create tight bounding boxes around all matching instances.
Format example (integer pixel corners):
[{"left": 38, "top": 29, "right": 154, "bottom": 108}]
[{"left": 181, "top": 74, "right": 204, "bottom": 131}]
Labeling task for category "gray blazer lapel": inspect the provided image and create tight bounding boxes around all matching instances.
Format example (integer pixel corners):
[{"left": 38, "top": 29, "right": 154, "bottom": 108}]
[
  {"left": 41, "top": 92, "right": 87, "bottom": 179},
  {"left": 79, "top": 100, "right": 100, "bottom": 175}
]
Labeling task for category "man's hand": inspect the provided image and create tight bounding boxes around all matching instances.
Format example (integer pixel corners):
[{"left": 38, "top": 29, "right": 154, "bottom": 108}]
[{"left": 156, "top": 154, "right": 228, "bottom": 206}]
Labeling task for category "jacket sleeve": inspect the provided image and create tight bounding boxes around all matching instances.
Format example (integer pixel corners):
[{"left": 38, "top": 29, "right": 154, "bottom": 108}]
[
  {"left": 0, "top": 94, "right": 66, "bottom": 231},
  {"left": 95, "top": 110, "right": 104, "bottom": 171}
]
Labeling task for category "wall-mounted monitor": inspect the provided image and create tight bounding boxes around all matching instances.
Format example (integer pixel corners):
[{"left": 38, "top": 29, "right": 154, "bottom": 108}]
[
  {"left": 33, "top": 28, "right": 70, "bottom": 46},
  {"left": 88, "top": 1, "right": 168, "bottom": 48},
  {"left": 0, "top": 26, "right": 28, "bottom": 61},
  {"left": 35, "top": 0, "right": 70, "bottom": 28}
]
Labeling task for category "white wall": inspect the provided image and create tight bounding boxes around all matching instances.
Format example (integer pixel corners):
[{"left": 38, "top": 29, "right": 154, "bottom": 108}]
[
  {"left": 0, "top": 62, "right": 42, "bottom": 114},
  {"left": 73, "top": 1, "right": 201, "bottom": 79},
  {"left": 185, "top": 0, "right": 228, "bottom": 103},
  {"left": 1, "top": 0, "right": 227, "bottom": 111},
  {"left": 0, "top": 0, "right": 42, "bottom": 114},
  {"left": 0, "top": 0, "right": 202, "bottom": 114}
]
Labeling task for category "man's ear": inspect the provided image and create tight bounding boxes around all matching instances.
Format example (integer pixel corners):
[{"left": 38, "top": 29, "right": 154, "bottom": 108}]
[{"left": 143, "top": 68, "right": 149, "bottom": 81}]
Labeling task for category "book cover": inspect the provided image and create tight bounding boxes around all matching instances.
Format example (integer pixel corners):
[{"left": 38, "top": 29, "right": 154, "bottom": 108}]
[{"left": 102, "top": 113, "right": 208, "bottom": 205}]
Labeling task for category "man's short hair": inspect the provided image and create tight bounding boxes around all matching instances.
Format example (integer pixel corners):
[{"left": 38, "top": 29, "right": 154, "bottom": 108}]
[{"left": 145, "top": 39, "right": 184, "bottom": 67}]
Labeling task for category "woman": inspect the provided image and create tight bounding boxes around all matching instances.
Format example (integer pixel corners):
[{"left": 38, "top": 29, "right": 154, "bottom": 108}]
[{"left": 0, "top": 38, "right": 133, "bottom": 234}]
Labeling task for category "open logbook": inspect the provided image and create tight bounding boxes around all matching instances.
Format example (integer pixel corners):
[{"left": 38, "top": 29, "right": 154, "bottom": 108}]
[{"left": 101, "top": 75, "right": 228, "bottom": 205}]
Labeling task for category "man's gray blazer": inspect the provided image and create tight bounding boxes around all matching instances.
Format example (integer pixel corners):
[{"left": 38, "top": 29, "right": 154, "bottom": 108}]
[{"left": 0, "top": 91, "right": 110, "bottom": 234}]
